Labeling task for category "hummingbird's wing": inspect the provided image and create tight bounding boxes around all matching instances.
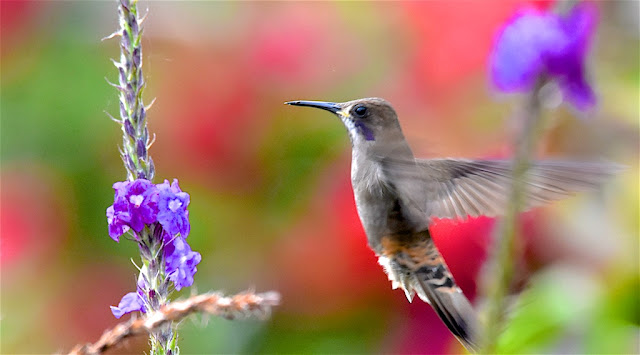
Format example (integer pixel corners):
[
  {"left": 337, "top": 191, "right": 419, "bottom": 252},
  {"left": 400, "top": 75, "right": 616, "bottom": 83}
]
[{"left": 382, "top": 158, "right": 621, "bottom": 220}]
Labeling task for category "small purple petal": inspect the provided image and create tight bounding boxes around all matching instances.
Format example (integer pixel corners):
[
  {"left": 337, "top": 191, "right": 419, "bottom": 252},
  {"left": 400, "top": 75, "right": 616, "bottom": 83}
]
[
  {"left": 107, "top": 182, "right": 133, "bottom": 241},
  {"left": 113, "top": 181, "right": 129, "bottom": 195},
  {"left": 110, "top": 292, "right": 146, "bottom": 319},
  {"left": 169, "top": 179, "right": 182, "bottom": 193},
  {"left": 107, "top": 205, "right": 129, "bottom": 242},
  {"left": 157, "top": 179, "right": 190, "bottom": 238},
  {"left": 164, "top": 237, "right": 201, "bottom": 291}
]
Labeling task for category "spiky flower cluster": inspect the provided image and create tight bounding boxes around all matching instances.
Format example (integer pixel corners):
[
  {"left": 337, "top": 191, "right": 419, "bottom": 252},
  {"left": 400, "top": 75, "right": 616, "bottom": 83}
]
[
  {"left": 109, "top": 0, "right": 154, "bottom": 181},
  {"left": 108, "top": 178, "right": 201, "bottom": 318},
  {"left": 105, "top": 1, "right": 202, "bottom": 353}
]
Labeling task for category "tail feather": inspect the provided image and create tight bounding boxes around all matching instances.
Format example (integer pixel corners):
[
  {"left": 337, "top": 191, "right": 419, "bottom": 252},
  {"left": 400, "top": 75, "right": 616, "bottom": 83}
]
[
  {"left": 414, "top": 270, "right": 480, "bottom": 353},
  {"left": 379, "top": 234, "right": 480, "bottom": 353}
]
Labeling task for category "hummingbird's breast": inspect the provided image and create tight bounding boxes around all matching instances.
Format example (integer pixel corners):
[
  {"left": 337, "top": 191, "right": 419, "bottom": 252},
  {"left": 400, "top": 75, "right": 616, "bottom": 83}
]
[{"left": 350, "top": 156, "right": 428, "bottom": 254}]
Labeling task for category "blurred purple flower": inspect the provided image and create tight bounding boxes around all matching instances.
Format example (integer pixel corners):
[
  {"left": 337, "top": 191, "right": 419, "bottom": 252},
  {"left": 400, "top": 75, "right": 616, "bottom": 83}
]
[
  {"left": 164, "top": 236, "right": 201, "bottom": 291},
  {"left": 107, "top": 179, "right": 159, "bottom": 241},
  {"left": 110, "top": 291, "right": 146, "bottom": 319},
  {"left": 157, "top": 179, "right": 191, "bottom": 238},
  {"left": 490, "top": 3, "right": 597, "bottom": 110}
]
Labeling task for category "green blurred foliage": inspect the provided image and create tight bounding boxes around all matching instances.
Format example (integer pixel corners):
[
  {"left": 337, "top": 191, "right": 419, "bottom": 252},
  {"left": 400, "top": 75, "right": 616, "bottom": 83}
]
[{"left": 496, "top": 269, "right": 640, "bottom": 354}]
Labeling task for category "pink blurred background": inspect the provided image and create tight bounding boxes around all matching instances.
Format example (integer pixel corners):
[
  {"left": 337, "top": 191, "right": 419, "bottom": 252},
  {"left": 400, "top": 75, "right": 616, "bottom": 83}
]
[{"left": 1, "top": 1, "right": 638, "bottom": 353}]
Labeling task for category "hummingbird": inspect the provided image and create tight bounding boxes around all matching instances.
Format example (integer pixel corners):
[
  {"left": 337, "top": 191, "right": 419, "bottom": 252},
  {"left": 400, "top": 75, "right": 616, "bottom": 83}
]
[{"left": 286, "top": 97, "right": 618, "bottom": 352}]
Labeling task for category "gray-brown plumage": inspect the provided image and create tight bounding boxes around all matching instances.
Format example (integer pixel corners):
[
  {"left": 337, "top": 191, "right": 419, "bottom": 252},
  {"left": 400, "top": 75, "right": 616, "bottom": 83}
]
[{"left": 286, "top": 97, "right": 618, "bottom": 353}]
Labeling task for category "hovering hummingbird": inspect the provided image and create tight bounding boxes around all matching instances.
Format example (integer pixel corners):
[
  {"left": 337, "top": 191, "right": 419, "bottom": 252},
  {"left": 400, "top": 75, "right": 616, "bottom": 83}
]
[{"left": 286, "top": 97, "right": 617, "bottom": 352}]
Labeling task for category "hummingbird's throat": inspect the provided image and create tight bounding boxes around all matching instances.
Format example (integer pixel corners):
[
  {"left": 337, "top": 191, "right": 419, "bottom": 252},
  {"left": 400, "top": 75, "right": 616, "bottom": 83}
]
[{"left": 338, "top": 111, "right": 375, "bottom": 142}]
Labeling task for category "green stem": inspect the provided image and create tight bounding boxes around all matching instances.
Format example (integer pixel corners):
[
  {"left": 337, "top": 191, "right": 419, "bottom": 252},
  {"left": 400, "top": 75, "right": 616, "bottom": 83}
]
[
  {"left": 481, "top": 76, "right": 548, "bottom": 353},
  {"left": 480, "top": 2, "right": 580, "bottom": 352}
]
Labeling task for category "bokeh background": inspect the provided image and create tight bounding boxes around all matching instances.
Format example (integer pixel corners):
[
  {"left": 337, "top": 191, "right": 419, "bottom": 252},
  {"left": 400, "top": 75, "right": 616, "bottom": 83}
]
[{"left": 1, "top": 1, "right": 638, "bottom": 354}]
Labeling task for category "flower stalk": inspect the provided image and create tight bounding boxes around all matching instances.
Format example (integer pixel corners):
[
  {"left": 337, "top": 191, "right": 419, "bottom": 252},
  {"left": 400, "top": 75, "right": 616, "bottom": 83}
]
[
  {"left": 481, "top": 0, "right": 595, "bottom": 352},
  {"left": 480, "top": 75, "right": 548, "bottom": 353},
  {"left": 114, "top": 0, "right": 154, "bottom": 181},
  {"left": 108, "top": 1, "right": 183, "bottom": 353}
]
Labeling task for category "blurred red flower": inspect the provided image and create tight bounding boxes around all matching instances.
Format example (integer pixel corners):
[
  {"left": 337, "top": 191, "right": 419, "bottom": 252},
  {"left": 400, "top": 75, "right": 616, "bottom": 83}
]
[
  {"left": 272, "top": 166, "right": 389, "bottom": 315},
  {"left": 153, "top": 49, "right": 264, "bottom": 190},
  {"left": 399, "top": 0, "right": 554, "bottom": 103},
  {"left": 247, "top": 5, "right": 333, "bottom": 84},
  {"left": 0, "top": 168, "right": 68, "bottom": 270},
  {"left": 0, "top": 0, "right": 40, "bottom": 52}
]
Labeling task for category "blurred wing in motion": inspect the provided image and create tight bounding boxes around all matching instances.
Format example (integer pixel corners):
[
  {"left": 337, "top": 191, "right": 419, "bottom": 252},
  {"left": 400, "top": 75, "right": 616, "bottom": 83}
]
[{"left": 382, "top": 158, "right": 622, "bottom": 220}]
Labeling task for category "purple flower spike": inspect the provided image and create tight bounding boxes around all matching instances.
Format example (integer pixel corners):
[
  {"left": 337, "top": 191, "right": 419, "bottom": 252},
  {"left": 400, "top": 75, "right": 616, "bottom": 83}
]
[
  {"left": 110, "top": 291, "right": 146, "bottom": 319},
  {"left": 164, "top": 236, "right": 201, "bottom": 291},
  {"left": 157, "top": 179, "right": 191, "bottom": 238},
  {"left": 490, "top": 3, "right": 597, "bottom": 110}
]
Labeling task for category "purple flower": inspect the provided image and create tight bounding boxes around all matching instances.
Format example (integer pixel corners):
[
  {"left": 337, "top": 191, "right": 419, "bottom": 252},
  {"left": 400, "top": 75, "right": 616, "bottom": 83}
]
[
  {"left": 107, "top": 179, "right": 159, "bottom": 241},
  {"left": 110, "top": 291, "right": 146, "bottom": 319},
  {"left": 107, "top": 181, "right": 131, "bottom": 241},
  {"left": 164, "top": 235, "right": 201, "bottom": 291},
  {"left": 122, "top": 179, "right": 159, "bottom": 231},
  {"left": 157, "top": 179, "right": 191, "bottom": 238},
  {"left": 107, "top": 205, "right": 129, "bottom": 242},
  {"left": 490, "top": 4, "right": 597, "bottom": 110}
]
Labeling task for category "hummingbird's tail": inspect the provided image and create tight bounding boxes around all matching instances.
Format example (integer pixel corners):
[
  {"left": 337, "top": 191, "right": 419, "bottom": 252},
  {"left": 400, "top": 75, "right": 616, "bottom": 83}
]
[
  {"left": 379, "top": 234, "right": 480, "bottom": 353},
  {"left": 413, "top": 262, "right": 480, "bottom": 353}
]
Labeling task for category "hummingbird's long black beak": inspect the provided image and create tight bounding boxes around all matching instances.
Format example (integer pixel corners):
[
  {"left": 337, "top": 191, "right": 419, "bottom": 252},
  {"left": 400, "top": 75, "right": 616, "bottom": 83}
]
[{"left": 285, "top": 100, "right": 341, "bottom": 114}]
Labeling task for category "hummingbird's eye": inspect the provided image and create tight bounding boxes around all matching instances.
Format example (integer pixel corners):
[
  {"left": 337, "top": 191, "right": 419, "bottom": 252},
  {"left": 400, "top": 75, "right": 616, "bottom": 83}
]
[{"left": 353, "top": 105, "right": 368, "bottom": 118}]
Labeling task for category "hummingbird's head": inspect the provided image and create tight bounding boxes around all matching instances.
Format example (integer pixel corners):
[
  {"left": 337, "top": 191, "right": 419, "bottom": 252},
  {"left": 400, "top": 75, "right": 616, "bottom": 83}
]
[{"left": 286, "top": 97, "right": 402, "bottom": 146}]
